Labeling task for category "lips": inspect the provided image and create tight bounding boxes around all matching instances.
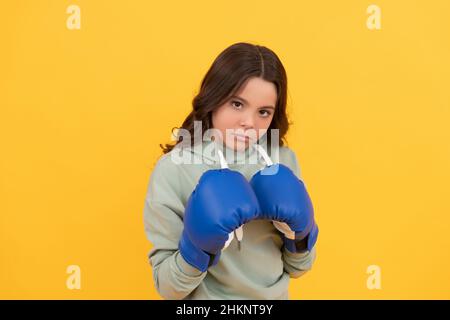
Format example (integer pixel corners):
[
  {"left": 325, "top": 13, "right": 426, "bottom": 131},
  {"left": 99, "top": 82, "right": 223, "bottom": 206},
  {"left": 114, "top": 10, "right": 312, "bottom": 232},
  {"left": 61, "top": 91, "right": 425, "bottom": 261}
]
[
  {"left": 233, "top": 133, "right": 250, "bottom": 142},
  {"left": 234, "top": 133, "right": 254, "bottom": 143}
]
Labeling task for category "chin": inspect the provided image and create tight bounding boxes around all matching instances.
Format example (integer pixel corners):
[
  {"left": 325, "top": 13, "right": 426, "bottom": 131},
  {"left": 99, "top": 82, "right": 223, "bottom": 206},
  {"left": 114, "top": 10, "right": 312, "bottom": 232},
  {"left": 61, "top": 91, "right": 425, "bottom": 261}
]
[{"left": 234, "top": 144, "right": 249, "bottom": 152}]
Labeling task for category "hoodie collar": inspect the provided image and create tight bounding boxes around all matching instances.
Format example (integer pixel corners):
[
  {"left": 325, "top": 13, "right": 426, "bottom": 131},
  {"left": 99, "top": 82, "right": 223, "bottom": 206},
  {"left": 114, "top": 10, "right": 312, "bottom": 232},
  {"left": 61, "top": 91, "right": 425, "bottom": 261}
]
[{"left": 186, "top": 132, "right": 272, "bottom": 168}]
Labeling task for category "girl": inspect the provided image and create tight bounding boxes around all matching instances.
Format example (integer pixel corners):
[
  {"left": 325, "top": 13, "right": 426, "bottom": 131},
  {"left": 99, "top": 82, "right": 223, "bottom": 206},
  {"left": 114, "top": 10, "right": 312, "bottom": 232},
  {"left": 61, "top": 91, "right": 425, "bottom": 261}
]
[{"left": 144, "top": 42, "right": 317, "bottom": 300}]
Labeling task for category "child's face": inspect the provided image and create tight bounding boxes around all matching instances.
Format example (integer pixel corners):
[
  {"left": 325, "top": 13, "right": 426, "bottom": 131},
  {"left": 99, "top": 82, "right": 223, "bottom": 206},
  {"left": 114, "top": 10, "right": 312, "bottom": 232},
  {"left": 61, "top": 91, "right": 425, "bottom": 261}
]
[{"left": 211, "top": 77, "right": 277, "bottom": 151}]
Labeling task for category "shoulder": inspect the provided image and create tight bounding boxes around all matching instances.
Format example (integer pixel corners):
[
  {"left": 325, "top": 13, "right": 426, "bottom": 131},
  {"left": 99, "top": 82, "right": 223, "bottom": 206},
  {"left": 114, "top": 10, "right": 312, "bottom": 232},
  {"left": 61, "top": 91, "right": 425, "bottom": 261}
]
[
  {"left": 277, "top": 145, "right": 302, "bottom": 180},
  {"left": 278, "top": 145, "right": 297, "bottom": 162},
  {"left": 146, "top": 152, "right": 182, "bottom": 196},
  {"left": 153, "top": 152, "right": 179, "bottom": 172},
  {"left": 149, "top": 153, "right": 176, "bottom": 181}
]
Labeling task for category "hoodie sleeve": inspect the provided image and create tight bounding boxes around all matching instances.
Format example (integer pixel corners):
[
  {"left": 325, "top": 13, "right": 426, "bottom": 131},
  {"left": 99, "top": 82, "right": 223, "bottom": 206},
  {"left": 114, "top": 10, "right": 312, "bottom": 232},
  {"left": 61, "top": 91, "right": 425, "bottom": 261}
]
[
  {"left": 143, "top": 155, "right": 207, "bottom": 299},
  {"left": 280, "top": 148, "right": 318, "bottom": 279}
]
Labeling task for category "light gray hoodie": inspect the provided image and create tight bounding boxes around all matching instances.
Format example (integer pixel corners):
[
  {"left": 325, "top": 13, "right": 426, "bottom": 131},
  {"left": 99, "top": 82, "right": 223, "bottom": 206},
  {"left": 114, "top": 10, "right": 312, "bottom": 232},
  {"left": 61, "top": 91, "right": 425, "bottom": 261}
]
[{"left": 143, "top": 134, "right": 317, "bottom": 299}]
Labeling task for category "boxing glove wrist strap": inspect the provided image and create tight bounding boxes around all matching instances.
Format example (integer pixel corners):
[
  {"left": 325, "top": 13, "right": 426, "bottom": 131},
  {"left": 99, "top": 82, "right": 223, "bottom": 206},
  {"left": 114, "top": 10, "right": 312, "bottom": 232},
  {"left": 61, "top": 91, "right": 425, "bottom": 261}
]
[{"left": 178, "top": 229, "right": 219, "bottom": 273}]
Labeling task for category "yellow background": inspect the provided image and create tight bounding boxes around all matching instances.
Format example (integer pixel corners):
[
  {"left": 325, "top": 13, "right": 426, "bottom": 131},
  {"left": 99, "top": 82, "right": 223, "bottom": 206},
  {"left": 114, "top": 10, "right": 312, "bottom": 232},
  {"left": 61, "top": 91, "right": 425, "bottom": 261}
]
[{"left": 1, "top": 0, "right": 449, "bottom": 299}]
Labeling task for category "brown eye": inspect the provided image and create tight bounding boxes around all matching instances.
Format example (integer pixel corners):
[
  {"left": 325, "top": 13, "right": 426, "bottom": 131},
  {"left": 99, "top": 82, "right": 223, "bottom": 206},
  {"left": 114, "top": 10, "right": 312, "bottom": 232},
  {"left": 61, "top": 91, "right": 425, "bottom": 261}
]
[
  {"left": 231, "top": 101, "right": 243, "bottom": 109},
  {"left": 259, "top": 110, "right": 271, "bottom": 117}
]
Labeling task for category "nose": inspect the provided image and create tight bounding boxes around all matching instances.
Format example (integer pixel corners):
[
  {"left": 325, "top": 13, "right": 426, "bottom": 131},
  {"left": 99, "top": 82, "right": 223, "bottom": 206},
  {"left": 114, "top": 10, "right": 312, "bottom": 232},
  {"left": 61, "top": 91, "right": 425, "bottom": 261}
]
[{"left": 239, "top": 111, "right": 256, "bottom": 130}]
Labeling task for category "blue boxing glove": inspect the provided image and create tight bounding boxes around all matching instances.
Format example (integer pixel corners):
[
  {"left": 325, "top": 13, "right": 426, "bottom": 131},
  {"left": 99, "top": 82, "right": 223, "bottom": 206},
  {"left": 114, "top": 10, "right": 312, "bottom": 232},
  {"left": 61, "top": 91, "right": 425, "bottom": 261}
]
[
  {"left": 179, "top": 168, "right": 260, "bottom": 272},
  {"left": 250, "top": 146, "right": 318, "bottom": 254}
]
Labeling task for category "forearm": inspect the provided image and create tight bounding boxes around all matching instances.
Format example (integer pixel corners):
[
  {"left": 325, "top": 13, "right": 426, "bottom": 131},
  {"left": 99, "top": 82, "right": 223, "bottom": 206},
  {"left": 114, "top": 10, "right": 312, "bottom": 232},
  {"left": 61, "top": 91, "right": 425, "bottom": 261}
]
[
  {"left": 282, "top": 245, "right": 317, "bottom": 279},
  {"left": 151, "top": 249, "right": 207, "bottom": 300}
]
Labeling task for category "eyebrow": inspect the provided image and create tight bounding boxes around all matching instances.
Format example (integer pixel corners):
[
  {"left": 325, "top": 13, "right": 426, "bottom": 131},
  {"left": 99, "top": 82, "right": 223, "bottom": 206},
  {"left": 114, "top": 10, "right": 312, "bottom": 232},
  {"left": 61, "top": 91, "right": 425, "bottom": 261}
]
[{"left": 230, "top": 95, "right": 275, "bottom": 110}]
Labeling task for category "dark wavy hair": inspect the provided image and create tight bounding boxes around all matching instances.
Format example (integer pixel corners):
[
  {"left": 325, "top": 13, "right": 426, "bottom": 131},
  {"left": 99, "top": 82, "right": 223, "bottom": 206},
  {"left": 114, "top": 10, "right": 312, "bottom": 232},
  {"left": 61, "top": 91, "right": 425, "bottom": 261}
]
[{"left": 160, "top": 42, "right": 291, "bottom": 154}]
